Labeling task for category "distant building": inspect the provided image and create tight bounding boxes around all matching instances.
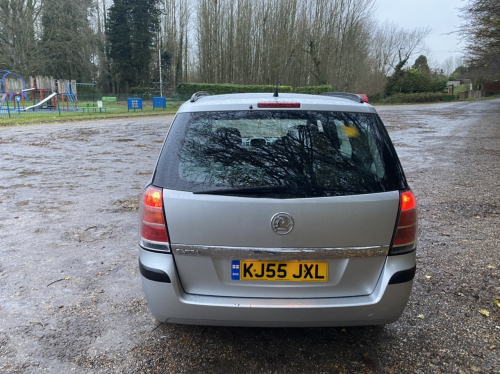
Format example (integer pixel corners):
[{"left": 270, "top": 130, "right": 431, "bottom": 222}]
[{"left": 446, "top": 81, "right": 461, "bottom": 95}]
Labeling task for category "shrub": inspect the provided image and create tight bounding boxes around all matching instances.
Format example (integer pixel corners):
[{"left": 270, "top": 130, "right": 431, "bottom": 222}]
[
  {"left": 126, "top": 87, "right": 155, "bottom": 100},
  {"left": 295, "top": 85, "right": 333, "bottom": 94},
  {"left": 129, "top": 87, "right": 153, "bottom": 95},
  {"left": 485, "top": 90, "right": 500, "bottom": 97},
  {"left": 453, "top": 84, "right": 470, "bottom": 94},
  {"left": 76, "top": 85, "right": 99, "bottom": 95},
  {"left": 385, "top": 68, "right": 447, "bottom": 96},
  {"left": 368, "top": 93, "right": 384, "bottom": 103},
  {"left": 176, "top": 83, "right": 292, "bottom": 96},
  {"left": 441, "top": 95, "right": 456, "bottom": 102},
  {"left": 379, "top": 92, "right": 445, "bottom": 104}
]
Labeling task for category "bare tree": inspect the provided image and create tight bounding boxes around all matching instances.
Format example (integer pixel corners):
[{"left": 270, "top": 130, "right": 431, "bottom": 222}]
[
  {"left": 459, "top": 0, "right": 500, "bottom": 79},
  {"left": 441, "top": 55, "right": 464, "bottom": 77},
  {"left": 193, "top": 0, "right": 381, "bottom": 90},
  {"left": 362, "top": 21, "right": 431, "bottom": 95},
  {"left": 0, "top": 0, "right": 41, "bottom": 76},
  {"left": 370, "top": 22, "right": 431, "bottom": 75},
  {"left": 0, "top": 0, "right": 435, "bottom": 95},
  {"left": 40, "top": 0, "right": 96, "bottom": 81},
  {"left": 160, "top": 0, "right": 191, "bottom": 88}
]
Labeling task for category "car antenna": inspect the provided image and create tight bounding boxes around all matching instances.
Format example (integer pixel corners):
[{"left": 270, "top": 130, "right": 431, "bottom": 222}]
[{"left": 273, "top": 49, "right": 295, "bottom": 97}]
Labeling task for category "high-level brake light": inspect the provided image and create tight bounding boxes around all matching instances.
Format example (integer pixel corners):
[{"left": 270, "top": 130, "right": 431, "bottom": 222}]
[{"left": 257, "top": 102, "right": 301, "bottom": 108}]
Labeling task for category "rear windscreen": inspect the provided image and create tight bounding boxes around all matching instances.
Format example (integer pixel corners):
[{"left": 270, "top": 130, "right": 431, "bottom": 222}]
[{"left": 153, "top": 111, "right": 406, "bottom": 198}]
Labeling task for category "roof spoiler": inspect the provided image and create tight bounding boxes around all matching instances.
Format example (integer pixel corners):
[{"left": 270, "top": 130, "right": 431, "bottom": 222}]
[
  {"left": 321, "top": 92, "right": 364, "bottom": 103},
  {"left": 190, "top": 91, "right": 210, "bottom": 102}
]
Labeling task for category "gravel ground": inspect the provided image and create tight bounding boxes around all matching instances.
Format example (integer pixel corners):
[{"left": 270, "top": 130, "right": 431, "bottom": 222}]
[{"left": 0, "top": 99, "right": 499, "bottom": 373}]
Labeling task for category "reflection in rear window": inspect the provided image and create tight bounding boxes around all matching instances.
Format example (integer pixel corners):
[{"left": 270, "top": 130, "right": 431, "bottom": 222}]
[{"left": 154, "top": 111, "right": 405, "bottom": 198}]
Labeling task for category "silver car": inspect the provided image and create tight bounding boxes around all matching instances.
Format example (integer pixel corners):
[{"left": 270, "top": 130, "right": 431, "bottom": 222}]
[{"left": 139, "top": 92, "right": 417, "bottom": 327}]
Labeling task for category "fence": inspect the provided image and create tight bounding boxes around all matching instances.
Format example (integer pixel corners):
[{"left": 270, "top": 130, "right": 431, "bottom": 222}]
[
  {"left": 458, "top": 90, "right": 485, "bottom": 100},
  {"left": 77, "top": 93, "right": 190, "bottom": 104},
  {"left": 0, "top": 94, "right": 190, "bottom": 120}
]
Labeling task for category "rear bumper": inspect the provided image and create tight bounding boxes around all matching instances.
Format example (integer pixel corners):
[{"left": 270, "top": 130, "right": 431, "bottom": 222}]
[{"left": 139, "top": 247, "right": 416, "bottom": 327}]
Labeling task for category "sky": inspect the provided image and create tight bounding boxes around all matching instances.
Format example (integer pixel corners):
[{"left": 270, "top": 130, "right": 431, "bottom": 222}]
[{"left": 373, "top": 0, "right": 465, "bottom": 67}]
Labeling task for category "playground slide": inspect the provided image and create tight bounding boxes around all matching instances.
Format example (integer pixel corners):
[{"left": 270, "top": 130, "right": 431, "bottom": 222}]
[{"left": 23, "top": 92, "right": 58, "bottom": 111}]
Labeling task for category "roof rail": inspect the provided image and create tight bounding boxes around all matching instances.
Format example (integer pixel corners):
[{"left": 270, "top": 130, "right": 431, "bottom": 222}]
[
  {"left": 190, "top": 91, "right": 210, "bottom": 102},
  {"left": 321, "top": 92, "right": 364, "bottom": 103}
]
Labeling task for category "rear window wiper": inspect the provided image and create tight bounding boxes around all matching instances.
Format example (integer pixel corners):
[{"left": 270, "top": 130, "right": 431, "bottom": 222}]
[{"left": 193, "top": 185, "right": 288, "bottom": 195}]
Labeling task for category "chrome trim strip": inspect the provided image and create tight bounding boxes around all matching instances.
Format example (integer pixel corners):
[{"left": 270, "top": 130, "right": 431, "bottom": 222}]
[{"left": 171, "top": 244, "right": 388, "bottom": 260}]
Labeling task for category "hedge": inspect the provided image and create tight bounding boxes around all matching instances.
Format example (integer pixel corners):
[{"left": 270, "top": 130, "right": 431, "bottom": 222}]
[
  {"left": 485, "top": 90, "right": 500, "bottom": 97},
  {"left": 76, "top": 85, "right": 100, "bottom": 96},
  {"left": 380, "top": 92, "right": 447, "bottom": 104},
  {"left": 441, "top": 95, "right": 456, "bottom": 102},
  {"left": 176, "top": 83, "right": 292, "bottom": 96},
  {"left": 295, "top": 85, "right": 333, "bottom": 94},
  {"left": 129, "top": 87, "right": 154, "bottom": 95}
]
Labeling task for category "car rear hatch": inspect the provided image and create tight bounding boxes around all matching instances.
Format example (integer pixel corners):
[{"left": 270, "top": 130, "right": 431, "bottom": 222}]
[
  {"left": 165, "top": 190, "right": 399, "bottom": 298},
  {"left": 154, "top": 108, "right": 406, "bottom": 298}
]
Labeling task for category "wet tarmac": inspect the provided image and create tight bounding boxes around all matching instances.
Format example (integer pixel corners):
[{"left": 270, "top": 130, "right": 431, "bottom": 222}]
[{"left": 0, "top": 100, "right": 499, "bottom": 373}]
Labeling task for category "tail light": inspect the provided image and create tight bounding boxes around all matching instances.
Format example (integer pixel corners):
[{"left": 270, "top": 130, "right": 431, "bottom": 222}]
[
  {"left": 356, "top": 94, "right": 369, "bottom": 103},
  {"left": 390, "top": 190, "right": 417, "bottom": 255},
  {"left": 139, "top": 186, "right": 170, "bottom": 252}
]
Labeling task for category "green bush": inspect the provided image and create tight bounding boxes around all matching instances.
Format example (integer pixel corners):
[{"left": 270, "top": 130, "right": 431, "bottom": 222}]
[
  {"left": 379, "top": 92, "right": 445, "bottom": 104},
  {"left": 441, "top": 95, "right": 456, "bottom": 102},
  {"left": 176, "top": 83, "right": 292, "bottom": 96},
  {"left": 368, "top": 93, "right": 383, "bottom": 103},
  {"left": 129, "top": 87, "right": 153, "bottom": 94},
  {"left": 126, "top": 87, "right": 156, "bottom": 100},
  {"left": 295, "top": 85, "right": 333, "bottom": 94},
  {"left": 77, "top": 93, "right": 100, "bottom": 102},
  {"left": 485, "top": 90, "right": 500, "bottom": 97},
  {"left": 385, "top": 68, "right": 447, "bottom": 96},
  {"left": 453, "top": 84, "right": 469, "bottom": 94},
  {"left": 76, "top": 85, "right": 99, "bottom": 95},
  {"left": 76, "top": 85, "right": 100, "bottom": 102}
]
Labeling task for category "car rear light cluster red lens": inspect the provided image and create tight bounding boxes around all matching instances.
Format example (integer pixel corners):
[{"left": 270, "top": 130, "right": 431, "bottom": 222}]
[
  {"left": 257, "top": 102, "right": 301, "bottom": 108},
  {"left": 391, "top": 190, "right": 417, "bottom": 254},
  {"left": 356, "top": 94, "right": 369, "bottom": 103},
  {"left": 140, "top": 186, "right": 169, "bottom": 243}
]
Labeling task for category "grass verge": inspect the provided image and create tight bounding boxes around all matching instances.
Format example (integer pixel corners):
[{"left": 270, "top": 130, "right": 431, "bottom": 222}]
[{"left": 0, "top": 101, "right": 179, "bottom": 126}]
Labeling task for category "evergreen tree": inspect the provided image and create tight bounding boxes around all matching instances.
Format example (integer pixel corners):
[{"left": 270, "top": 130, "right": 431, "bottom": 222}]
[
  {"left": 412, "top": 55, "right": 431, "bottom": 75},
  {"left": 129, "top": 0, "right": 160, "bottom": 86},
  {"left": 385, "top": 57, "right": 445, "bottom": 95},
  {"left": 384, "top": 58, "right": 408, "bottom": 96},
  {"left": 450, "top": 66, "right": 467, "bottom": 80},
  {"left": 106, "top": 0, "right": 160, "bottom": 92},
  {"left": 107, "top": 0, "right": 133, "bottom": 92}
]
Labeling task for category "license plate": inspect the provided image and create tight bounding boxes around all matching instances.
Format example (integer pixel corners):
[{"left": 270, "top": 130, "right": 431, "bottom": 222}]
[{"left": 231, "top": 260, "right": 328, "bottom": 282}]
